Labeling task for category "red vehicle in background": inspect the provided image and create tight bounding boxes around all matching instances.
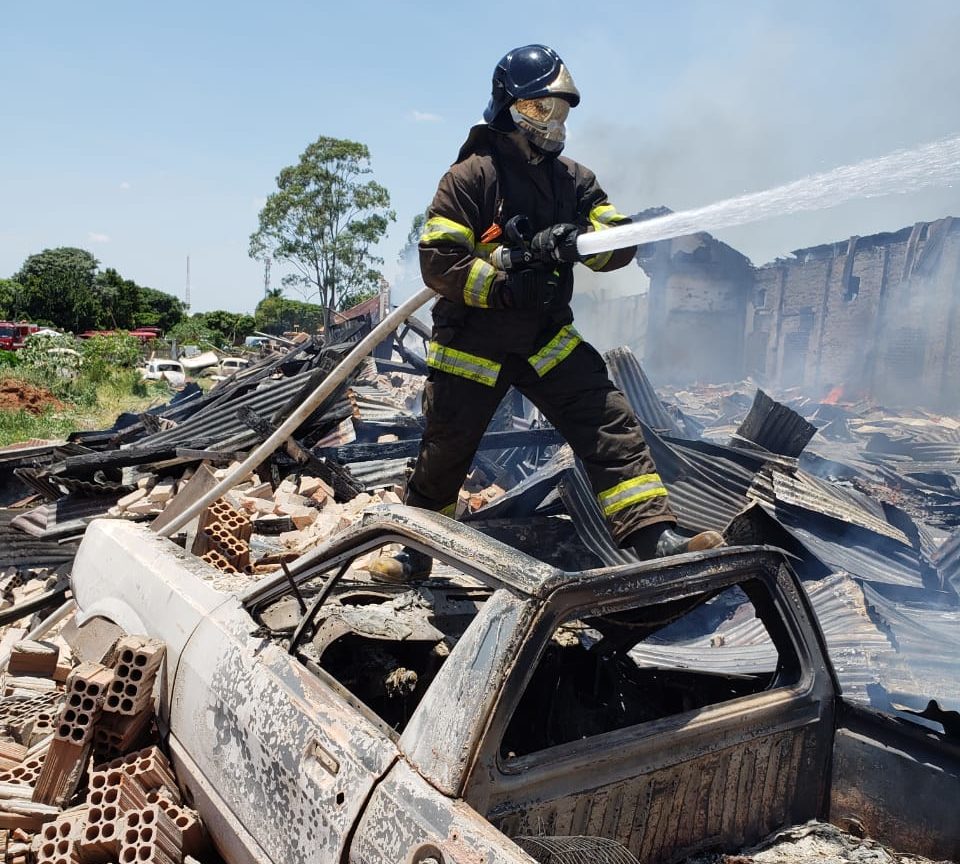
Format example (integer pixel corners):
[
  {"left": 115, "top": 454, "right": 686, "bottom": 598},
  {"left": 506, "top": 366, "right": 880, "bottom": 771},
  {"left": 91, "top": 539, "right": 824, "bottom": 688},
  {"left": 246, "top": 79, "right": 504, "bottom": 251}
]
[
  {"left": 0, "top": 321, "right": 39, "bottom": 350},
  {"left": 129, "top": 327, "right": 162, "bottom": 342}
]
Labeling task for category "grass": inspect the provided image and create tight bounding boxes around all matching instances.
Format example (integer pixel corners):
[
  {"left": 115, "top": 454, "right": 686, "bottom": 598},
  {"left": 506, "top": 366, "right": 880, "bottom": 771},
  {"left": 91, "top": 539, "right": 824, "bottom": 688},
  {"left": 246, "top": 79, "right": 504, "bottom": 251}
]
[
  {"left": 0, "top": 373, "right": 175, "bottom": 448},
  {"left": 0, "top": 407, "right": 79, "bottom": 446}
]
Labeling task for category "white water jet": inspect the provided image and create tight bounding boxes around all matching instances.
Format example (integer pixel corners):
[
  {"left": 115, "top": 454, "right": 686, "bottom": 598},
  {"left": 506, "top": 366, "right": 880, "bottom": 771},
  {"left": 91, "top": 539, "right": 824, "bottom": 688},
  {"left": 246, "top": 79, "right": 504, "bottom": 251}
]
[{"left": 577, "top": 134, "right": 960, "bottom": 257}]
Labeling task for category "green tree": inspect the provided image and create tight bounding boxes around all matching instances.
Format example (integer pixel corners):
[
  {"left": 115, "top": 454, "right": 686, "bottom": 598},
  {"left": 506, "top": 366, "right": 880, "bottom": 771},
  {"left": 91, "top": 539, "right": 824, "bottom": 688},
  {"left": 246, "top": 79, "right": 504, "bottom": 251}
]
[
  {"left": 254, "top": 294, "right": 325, "bottom": 335},
  {"left": 197, "top": 310, "right": 257, "bottom": 346},
  {"left": 13, "top": 248, "right": 103, "bottom": 331},
  {"left": 398, "top": 210, "right": 428, "bottom": 263},
  {"left": 136, "top": 287, "right": 186, "bottom": 332},
  {"left": 167, "top": 316, "right": 217, "bottom": 347},
  {"left": 249, "top": 136, "right": 395, "bottom": 330},
  {"left": 80, "top": 332, "right": 140, "bottom": 382},
  {"left": 96, "top": 268, "right": 142, "bottom": 329},
  {"left": 0, "top": 279, "right": 21, "bottom": 319}
]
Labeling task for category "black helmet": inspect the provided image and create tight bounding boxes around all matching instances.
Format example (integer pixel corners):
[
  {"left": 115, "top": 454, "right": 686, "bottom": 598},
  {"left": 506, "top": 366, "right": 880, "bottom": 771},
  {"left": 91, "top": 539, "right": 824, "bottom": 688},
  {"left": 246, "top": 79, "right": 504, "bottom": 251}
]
[{"left": 483, "top": 44, "right": 580, "bottom": 125}]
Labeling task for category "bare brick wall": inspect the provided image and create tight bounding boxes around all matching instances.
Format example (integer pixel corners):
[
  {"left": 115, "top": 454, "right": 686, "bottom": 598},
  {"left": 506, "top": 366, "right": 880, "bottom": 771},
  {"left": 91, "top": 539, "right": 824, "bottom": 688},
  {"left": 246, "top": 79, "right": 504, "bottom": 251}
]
[{"left": 746, "top": 218, "right": 960, "bottom": 409}]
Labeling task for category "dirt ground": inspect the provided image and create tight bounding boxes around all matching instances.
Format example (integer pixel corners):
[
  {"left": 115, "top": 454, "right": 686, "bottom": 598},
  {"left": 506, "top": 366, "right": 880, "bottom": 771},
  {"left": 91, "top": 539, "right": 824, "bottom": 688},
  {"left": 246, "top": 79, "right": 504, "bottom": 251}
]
[{"left": 0, "top": 378, "right": 66, "bottom": 414}]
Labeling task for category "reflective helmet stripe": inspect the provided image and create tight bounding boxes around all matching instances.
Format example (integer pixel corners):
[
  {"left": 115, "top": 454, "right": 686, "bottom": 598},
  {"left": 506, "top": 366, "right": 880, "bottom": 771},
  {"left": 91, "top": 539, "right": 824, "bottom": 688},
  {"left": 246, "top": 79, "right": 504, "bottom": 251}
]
[
  {"left": 463, "top": 258, "right": 497, "bottom": 308},
  {"left": 421, "top": 216, "right": 476, "bottom": 250},
  {"left": 597, "top": 474, "right": 669, "bottom": 516},
  {"left": 527, "top": 324, "right": 582, "bottom": 377},
  {"left": 426, "top": 342, "right": 501, "bottom": 387}
]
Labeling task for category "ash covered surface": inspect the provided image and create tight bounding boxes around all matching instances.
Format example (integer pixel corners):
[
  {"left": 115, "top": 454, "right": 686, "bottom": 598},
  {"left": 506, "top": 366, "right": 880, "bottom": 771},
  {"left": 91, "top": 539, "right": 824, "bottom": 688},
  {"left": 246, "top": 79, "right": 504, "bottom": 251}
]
[{"left": 688, "top": 821, "right": 951, "bottom": 864}]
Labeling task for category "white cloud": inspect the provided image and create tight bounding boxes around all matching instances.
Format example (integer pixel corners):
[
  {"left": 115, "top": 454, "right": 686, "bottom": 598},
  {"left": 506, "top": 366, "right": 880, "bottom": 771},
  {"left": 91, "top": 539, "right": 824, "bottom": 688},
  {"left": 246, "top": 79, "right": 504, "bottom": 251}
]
[
  {"left": 411, "top": 110, "right": 442, "bottom": 123},
  {"left": 88, "top": 232, "right": 111, "bottom": 243},
  {"left": 119, "top": 181, "right": 131, "bottom": 190}
]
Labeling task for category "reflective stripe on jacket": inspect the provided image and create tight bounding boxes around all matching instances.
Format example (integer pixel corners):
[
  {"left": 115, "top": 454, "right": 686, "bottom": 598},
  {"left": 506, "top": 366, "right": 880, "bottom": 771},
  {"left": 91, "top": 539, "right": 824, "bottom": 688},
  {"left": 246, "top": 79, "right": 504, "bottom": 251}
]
[{"left": 426, "top": 323, "right": 584, "bottom": 387}]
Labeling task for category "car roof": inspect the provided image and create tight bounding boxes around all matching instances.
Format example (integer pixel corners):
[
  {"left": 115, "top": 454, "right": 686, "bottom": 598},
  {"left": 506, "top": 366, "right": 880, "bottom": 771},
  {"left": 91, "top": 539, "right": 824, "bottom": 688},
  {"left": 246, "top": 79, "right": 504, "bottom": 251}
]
[{"left": 244, "top": 505, "right": 787, "bottom": 605}]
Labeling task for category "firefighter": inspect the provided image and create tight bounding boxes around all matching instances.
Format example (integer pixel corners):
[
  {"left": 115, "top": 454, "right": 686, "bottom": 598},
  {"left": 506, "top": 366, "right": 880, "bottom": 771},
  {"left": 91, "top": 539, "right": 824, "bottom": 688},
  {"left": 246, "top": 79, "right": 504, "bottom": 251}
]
[{"left": 370, "top": 44, "right": 723, "bottom": 582}]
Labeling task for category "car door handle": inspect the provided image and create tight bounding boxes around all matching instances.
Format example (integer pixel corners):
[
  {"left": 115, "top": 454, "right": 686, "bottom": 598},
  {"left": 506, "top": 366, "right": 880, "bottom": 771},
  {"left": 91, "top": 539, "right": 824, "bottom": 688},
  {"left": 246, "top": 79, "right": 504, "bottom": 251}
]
[{"left": 308, "top": 738, "right": 340, "bottom": 776}]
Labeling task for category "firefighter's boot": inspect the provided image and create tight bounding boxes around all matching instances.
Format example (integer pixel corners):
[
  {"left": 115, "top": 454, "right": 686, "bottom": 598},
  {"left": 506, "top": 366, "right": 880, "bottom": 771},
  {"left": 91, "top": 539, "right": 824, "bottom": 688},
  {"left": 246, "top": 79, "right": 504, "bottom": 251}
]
[
  {"left": 655, "top": 527, "right": 725, "bottom": 557},
  {"left": 365, "top": 546, "right": 433, "bottom": 584},
  {"left": 629, "top": 524, "right": 725, "bottom": 560}
]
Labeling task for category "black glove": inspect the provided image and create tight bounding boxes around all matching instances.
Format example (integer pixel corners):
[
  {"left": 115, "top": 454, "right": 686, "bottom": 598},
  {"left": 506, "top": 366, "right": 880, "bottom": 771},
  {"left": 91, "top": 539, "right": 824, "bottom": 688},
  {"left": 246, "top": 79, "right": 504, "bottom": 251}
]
[
  {"left": 530, "top": 223, "right": 581, "bottom": 264},
  {"left": 500, "top": 268, "right": 560, "bottom": 310}
]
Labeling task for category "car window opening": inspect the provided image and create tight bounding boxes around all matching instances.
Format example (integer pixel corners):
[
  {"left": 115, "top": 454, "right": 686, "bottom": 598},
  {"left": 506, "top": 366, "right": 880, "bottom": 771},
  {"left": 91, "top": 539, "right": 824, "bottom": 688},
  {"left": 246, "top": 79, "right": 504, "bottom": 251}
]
[
  {"left": 254, "top": 558, "right": 494, "bottom": 734},
  {"left": 500, "top": 579, "right": 802, "bottom": 759}
]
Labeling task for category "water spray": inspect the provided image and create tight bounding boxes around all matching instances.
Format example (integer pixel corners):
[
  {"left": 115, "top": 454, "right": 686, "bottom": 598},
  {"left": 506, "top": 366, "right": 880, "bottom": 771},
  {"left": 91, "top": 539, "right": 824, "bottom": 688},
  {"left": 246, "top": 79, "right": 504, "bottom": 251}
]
[{"left": 577, "top": 134, "right": 960, "bottom": 258}]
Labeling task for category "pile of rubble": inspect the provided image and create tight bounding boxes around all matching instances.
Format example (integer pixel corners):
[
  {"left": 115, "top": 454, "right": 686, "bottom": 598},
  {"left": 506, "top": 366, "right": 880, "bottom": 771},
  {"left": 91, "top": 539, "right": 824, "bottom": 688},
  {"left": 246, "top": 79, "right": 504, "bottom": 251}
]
[
  {"left": 0, "top": 324, "right": 958, "bottom": 736},
  {"left": 0, "top": 624, "right": 210, "bottom": 864}
]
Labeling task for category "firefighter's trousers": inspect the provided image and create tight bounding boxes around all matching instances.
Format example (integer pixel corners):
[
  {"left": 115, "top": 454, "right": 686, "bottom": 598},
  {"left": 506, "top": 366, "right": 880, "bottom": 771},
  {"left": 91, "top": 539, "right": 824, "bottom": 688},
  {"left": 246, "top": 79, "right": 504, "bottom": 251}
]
[{"left": 406, "top": 341, "right": 676, "bottom": 544}]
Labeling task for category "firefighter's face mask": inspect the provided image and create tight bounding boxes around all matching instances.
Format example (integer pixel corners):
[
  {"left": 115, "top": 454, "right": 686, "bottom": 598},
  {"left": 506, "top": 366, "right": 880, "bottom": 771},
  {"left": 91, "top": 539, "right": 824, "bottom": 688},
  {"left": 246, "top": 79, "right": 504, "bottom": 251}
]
[{"left": 509, "top": 96, "right": 571, "bottom": 154}]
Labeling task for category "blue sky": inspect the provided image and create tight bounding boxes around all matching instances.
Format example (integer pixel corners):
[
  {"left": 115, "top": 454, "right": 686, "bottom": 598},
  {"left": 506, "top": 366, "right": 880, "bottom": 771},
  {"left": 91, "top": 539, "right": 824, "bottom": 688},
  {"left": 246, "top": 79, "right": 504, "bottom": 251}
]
[{"left": 2, "top": 0, "right": 959, "bottom": 313}]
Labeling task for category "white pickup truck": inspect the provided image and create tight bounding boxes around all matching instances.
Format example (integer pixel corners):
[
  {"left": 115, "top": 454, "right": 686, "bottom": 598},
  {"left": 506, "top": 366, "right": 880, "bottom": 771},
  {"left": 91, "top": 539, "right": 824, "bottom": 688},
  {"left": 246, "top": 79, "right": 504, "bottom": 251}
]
[{"left": 70, "top": 507, "right": 960, "bottom": 864}]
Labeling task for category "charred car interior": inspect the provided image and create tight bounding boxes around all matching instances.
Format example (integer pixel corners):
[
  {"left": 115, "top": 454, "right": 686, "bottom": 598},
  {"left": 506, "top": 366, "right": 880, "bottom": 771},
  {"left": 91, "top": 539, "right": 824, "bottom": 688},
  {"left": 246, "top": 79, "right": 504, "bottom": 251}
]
[{"left": 252, "top": 561, "right": 494, "bottom": 735}]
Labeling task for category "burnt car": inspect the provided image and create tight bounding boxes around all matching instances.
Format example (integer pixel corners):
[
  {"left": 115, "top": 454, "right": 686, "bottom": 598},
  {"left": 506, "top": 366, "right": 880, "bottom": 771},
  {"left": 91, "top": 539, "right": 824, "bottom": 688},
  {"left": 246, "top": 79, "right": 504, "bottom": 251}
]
[{"left": 70, "top": 506, "right": 960, "bottom": 864}]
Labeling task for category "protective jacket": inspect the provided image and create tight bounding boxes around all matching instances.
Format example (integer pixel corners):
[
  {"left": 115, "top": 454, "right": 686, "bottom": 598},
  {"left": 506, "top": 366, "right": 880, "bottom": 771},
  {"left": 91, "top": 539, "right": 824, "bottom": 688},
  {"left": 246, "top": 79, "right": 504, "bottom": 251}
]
[
  {"left": 409, "top": 126, "right": 675, "bottom": 543},
  {"left": 419, "top": 125, "right": 637, "bottom": 387}
]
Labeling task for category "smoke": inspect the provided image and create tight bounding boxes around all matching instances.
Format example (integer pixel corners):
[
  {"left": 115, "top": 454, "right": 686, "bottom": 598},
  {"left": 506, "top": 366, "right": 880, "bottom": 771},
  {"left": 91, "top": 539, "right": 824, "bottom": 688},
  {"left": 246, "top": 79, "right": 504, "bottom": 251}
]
[
  {"left": 553, "top": 7, "right": 960, "bottom": 402},
  {"left": 569, "top": 8, "right": 960, "bottom": 267}
]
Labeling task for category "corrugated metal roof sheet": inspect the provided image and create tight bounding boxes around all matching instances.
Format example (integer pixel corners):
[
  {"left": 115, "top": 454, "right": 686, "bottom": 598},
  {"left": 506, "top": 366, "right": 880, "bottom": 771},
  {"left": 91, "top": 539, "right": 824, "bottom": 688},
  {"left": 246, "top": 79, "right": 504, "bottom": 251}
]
[
  {"left": 625, "top": 572, "right": 895, "bottom": 704},
  {"left": 132, "top": 376, "right": 352, "bottom": 450},
  {"left": 768, "top": 470, "right": 911, "bottom": 546},
  {"left": 860, "top": 580, "right": 960, "bottom": 715},
  {"left": 0, "top": 510, "right": 78, "bottom": 569},
  {"left": 9, "top": 494, "right": 119, "bottom": 539},
  {"left": 933, "top": 529, "right": 960, "bottom": 593},
  {"left": 345, "top": 458, "right": 410, "bottom": 492},
  {"left": 735, "top": 388, "right": 818, "bottom": 457},
  {"left": 770, "top": 502, "right": 924, "bottom": 588},
  {"left": 604, "top": 347, "right": 684, "bottom": 436}
]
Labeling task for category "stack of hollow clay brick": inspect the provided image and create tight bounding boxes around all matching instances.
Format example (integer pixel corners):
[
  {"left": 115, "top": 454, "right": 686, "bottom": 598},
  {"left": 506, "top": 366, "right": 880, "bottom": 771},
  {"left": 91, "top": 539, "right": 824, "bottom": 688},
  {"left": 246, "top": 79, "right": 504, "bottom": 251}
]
[
  {"left": 194, "top": 499, "right": 252, "bottom": 575},
  {"left": 0, "top": 634, "right": 211, "bottom": 864}
]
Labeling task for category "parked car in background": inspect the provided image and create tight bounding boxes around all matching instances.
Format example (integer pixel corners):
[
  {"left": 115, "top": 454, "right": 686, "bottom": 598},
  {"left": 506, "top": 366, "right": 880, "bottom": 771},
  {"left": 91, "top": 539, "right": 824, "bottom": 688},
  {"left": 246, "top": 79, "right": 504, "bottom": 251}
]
[
  {"left": 140, "top": 358, "right": 186, "bottom": 387},
  {"left": 215, "top": 357, "right": 250, "bottom": 377}
]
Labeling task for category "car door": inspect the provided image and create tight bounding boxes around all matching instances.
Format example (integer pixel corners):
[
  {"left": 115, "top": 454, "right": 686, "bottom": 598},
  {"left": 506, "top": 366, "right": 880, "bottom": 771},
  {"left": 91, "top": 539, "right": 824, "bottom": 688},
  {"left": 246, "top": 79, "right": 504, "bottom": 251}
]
[
  {"left": 464, "top": 551, "right": 836, "bottom": 864},
  {"left": 170, "top": 594, "right": 399, "bottom": 864}
]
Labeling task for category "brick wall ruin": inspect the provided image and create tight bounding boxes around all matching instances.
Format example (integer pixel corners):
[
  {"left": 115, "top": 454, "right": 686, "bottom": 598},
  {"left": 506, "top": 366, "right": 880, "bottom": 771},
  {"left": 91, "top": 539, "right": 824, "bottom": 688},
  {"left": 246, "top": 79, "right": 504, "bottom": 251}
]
[{"left": 633, "top": 216, "right": 960, "bottom": 410}]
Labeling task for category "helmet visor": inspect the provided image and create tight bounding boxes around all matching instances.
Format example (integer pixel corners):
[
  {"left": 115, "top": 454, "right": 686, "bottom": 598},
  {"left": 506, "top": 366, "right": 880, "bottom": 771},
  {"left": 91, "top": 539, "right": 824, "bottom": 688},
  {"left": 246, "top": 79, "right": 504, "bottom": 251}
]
[
  {"left": 509, "top": 97, "right": 570, "bottom": 153},
  {"left": 513, "top": 97, "right": 570, "bottom": 124}
]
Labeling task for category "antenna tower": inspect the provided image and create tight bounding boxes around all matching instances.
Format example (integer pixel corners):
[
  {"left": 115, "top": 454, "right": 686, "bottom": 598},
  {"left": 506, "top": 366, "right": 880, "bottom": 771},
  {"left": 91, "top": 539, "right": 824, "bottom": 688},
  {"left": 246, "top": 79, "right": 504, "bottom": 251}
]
[
  {"left": 185, "top": 255, "right": 191, "bottom": 311},
  {"left": 264, "top": 258, "right": 271, "bottom": 297}
]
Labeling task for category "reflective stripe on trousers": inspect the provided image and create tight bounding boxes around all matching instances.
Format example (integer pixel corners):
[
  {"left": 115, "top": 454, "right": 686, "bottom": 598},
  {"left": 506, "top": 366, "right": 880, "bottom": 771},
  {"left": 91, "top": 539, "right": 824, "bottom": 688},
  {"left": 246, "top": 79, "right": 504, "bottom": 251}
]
[
  {"left": 528, "top": 325, "right": 582, "bottom": 377},
  {"left": 427, "top": 323, "right": 582, "bottom": 387},
  {"left": 426, "top": 342, "right": 501, "bottom": 387},
  {"left": 597, "top": 473, "right": 669, "bottom": 516}
]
